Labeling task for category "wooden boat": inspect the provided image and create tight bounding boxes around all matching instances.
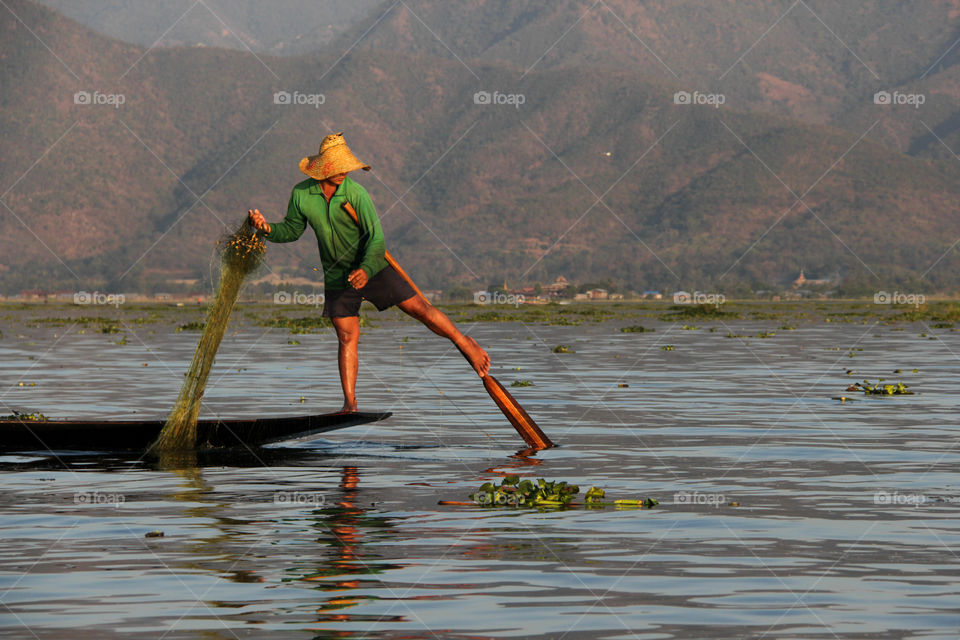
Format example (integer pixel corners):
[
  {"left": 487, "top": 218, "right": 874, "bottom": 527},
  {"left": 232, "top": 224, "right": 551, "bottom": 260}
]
[{"left": 0, "top": 411, "right": 391, "bottom": 452}]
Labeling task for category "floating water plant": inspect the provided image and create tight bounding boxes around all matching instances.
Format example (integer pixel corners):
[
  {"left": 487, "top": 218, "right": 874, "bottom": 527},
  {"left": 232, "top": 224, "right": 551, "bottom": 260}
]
[
  {"left": 470, "top": 475, "right": 578, "bottom": 508},
  {"left": 620, "top": 325, "right": 652, "bottom": 333},
  {"left": 467, "top": 477, "right": 658, "bottom": 510},
  {"left": 2, "top": 410, "right": 47, "bottom": 421},
  {"left": 661, "top": 304, "right": 728, "bottom": 320},
  {"left": 511, "top": 380, "right": 534, "bottom": 387},
  {"left": 583, "top": 486, "right": 658, "bottom": 509},
  {"left": 851, "top": 380, "right": 913, "bottom": 395},
  {"left": 552, "top": 345, "right": 573, "bottom": 353}
]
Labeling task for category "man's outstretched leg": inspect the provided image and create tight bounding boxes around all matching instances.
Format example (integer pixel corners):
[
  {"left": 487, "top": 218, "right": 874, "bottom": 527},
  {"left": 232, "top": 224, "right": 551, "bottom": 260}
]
[
  {"left": 396, "top": 295, "right": 490, "bottom": 377},
  {"left": 332, "top": 315, "right": 360, "bottom": 413}
]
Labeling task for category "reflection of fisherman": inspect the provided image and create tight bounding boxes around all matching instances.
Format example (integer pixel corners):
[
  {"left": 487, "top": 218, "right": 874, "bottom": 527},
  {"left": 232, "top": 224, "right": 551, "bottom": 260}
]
[
  {"left": 249, "top": 133, "right": 489, "bottom": 413},
  {"left": 306, "top": 466, "right": 405, "bottom": 627}
]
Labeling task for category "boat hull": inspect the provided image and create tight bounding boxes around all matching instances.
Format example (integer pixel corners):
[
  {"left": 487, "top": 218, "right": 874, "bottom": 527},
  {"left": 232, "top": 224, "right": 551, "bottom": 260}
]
[{"left": 0, "top": 411, "right": 392, "bottom": 452}]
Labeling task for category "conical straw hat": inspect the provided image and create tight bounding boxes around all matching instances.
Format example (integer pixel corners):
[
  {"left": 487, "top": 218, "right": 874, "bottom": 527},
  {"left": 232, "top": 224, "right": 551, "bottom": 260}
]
[{"left": 299, "top": 132, "right": 370, "bottom": 180}]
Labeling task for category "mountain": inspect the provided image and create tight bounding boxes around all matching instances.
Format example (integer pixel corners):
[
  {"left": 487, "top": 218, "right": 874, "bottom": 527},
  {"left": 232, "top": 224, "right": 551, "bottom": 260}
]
[
  {"left": 2, "top": 0, "right": 959, "bottom": 296},
  {"left": 32, "top": 0, "right": 382, "bottom": 55},
  {"left": 29, "top": 0, "right": 960, "bottom": 156},
  {"left": 335, "top": 0, "right": 960, "bottom": 156}
]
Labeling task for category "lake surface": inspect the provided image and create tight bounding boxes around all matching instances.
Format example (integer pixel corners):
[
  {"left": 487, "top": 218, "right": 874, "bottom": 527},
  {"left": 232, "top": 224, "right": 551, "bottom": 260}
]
[{"left": 1, "top": 304, "right": 958, "bottom": 638}]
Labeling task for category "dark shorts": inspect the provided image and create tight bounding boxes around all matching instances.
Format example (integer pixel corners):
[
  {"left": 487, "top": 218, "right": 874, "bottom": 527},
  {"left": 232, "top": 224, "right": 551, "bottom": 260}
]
[{"left": 322, "top": 265, "right": 417, "bottom": 318}]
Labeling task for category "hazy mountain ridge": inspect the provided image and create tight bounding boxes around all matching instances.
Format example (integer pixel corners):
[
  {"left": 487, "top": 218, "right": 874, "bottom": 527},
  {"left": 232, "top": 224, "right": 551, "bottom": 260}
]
[
  {"left": 33, "top": 0, "right": 383, "bottom": 55},
  {"left": 2, "top": 0, "right": 959, "bottom": 296},
  {"left": 335, "top": 0, "right": 960, "bottom": 155}
]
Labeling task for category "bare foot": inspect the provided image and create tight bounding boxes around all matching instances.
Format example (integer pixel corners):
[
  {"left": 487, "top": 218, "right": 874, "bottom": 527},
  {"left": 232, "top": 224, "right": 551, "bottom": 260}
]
[
  {"left": 336, "top": 402, "right": 358, "bottom": 415},
  {"left": 457, "top": 335, "right": 490, "bottom": 378}
]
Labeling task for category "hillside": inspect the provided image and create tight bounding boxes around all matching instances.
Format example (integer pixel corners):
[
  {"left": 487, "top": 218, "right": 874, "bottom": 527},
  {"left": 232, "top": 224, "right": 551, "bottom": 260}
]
[
  {"left": 2, "top": 0, "right": 959, "bottom": 296},
  {"left": 33, "top": 0, "right": 382, "bottom": 55},
  {"left": 334, "top": 0, "right": 960, "bottom": 156},
  {"left": 28, "top": 0, "right": 960, "bottom": 156}
]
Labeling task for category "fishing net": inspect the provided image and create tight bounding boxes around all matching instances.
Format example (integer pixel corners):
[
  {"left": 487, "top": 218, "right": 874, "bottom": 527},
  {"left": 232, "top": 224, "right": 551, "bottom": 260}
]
[{"left": 150, "top": 218, "right": 265, "bottom": 451}]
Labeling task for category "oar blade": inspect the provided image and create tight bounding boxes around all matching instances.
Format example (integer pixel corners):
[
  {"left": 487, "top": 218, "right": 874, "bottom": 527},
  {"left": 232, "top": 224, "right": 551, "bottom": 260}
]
[{"left": 482, "top": 375, "right": 554, "bottom": 449}]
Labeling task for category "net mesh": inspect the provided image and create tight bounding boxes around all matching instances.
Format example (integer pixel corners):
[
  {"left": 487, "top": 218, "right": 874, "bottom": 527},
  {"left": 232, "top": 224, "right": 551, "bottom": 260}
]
[{"left": 150, "top": 218, "right": 265, "bottom": 451}]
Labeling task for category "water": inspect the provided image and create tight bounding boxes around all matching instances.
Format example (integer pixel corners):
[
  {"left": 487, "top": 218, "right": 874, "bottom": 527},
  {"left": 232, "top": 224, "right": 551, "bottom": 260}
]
[{"left": 1, "top": 308, "right": 958, "bottom": 638}]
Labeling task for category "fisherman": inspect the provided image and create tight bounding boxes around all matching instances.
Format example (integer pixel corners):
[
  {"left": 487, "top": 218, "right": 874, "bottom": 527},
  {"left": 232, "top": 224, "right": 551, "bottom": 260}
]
[{"left": 249, "top": 132, "right": 490, "bottom": 413}]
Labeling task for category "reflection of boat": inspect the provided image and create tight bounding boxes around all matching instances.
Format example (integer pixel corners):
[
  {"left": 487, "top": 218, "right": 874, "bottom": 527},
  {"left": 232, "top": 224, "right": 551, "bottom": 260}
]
[{"left": 0, "top": 411, "right": 391, "bottom": 452}]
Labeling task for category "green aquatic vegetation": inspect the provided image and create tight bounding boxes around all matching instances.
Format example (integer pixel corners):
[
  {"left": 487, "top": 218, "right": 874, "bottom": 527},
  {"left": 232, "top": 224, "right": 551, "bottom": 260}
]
[
  {"left": 854, "top": 380, "right": 913, "bottom": 395},
  {"left": 100, "top": 325, "right": 123, "bottom": 334},
  {"left": 569, "top": 307, "right": 617, "bottom": 320},
  {"left": 468, "top": 310, "right": 527, "bottom": 322},
  {"left": 620, "top": 325, "right": 652, "bottom": 333},
  {"left": 549, "top": 316, "right": 584, "bottom": 326},
  {"left": 552, "top": 345, "right": 574, "bottom": 353},
  {"left": 254, "top": 314, "right": 366, "bottom": 332},
  {"left": 885, "top": 302, "right": 960, "bottom": 324},
  {"left": 2, "top": 410, "right": 47, "bottom": 421},
  {"left": 32, "top": 316, "right": 118, "bottom": 325},
  {"left": 585, "top": 487, "right": 606, "bottom": 503},
  {"left": 681, "top": 324, "right": 699, "bottom": 330},
  {"left": 175, "top": 321, "right": 206, "bottom": 332},
  {"left": 661, "top": 345, "right": 675, "bottom": 351},
  {"left": 470, "top": 475, "right": 579, "bottom": 508},
  {"left": 467, "top": 482, "right": 659, "bottom": 510},
  {"left": 511, "top": 380, "right": 534, "bottom": 387},
  {"left": 755, "top": 330, "right": 776, "bottom": 338},
  {"left": 661, "top": 304, "right": 729, "bottom": 320},
  {"left": 456, "top": 305, "right": 596, "bottom": 325}
]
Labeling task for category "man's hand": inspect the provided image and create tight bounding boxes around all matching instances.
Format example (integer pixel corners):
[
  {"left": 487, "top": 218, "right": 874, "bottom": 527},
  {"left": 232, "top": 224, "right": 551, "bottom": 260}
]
[
  {"left": 348, "top": 268, "right": 368, "bottom": 289},
  {"left": 248, "top": 209, "right": 270, "bottom": 234}
]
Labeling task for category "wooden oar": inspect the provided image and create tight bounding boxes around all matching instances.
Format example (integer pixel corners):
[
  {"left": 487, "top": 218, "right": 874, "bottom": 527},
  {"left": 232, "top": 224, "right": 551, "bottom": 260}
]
[{"left": 341, "top": 202, "right": 553, "bottom": 450}]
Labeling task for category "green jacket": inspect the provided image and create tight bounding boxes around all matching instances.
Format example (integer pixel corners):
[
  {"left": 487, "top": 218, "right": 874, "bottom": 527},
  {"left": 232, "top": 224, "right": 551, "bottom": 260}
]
[{"left": 264, "top": 176, "right": 388, "bottom": 290}]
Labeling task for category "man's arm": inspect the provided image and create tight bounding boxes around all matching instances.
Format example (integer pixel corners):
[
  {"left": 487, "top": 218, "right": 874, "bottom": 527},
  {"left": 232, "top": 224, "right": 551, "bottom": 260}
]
[{"left": 248, "top": 191, "right": 307, "bottom": 242}]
